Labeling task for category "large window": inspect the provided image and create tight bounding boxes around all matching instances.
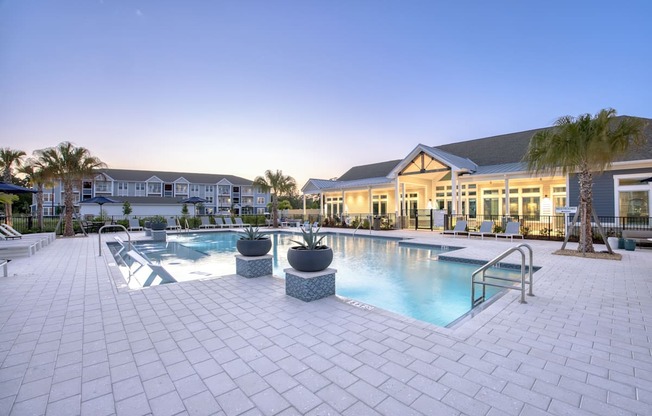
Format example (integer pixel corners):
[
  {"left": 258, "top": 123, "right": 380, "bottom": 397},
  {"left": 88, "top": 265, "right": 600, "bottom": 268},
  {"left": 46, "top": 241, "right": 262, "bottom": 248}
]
[
  {"left": 135, "top": 183, "right": 146, "bottom": 196},
  {"left": 175, "top": 183, "right": 188, "bottom": 195},
  {"left": 117, "top": 182, "right": 128, "bottom": 196},
  {"left": 372, "top": 195, "right": 388, "bottom": 216},
  {"left": 615, "top": 175, "right": 651, "bottom": 221},
  {"left": 148, "top": 182, "right": 161, "bottom": 195}
]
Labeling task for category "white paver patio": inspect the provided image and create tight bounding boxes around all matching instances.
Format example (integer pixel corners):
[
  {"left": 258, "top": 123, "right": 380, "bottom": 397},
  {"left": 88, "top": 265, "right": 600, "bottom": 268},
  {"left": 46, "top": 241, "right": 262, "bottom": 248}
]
[{"left": 0, "top": 230, "right": 651, "bottom": 415}]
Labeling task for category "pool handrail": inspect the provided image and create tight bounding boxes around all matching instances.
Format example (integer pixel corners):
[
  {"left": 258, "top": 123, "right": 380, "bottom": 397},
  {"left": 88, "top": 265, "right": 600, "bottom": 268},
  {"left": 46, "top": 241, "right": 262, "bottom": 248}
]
[
  {"left": 98, "top": 224, "right": 132, "bottom": 257},
  {"left": 471, "top": 243, "right": 534, "bottom": 306}
]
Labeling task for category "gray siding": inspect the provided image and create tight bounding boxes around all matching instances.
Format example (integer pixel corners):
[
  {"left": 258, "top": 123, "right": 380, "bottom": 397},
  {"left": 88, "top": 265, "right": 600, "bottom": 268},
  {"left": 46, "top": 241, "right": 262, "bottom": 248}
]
[{"left": 569, "top": 167, "right": 652, "bottom": 216}]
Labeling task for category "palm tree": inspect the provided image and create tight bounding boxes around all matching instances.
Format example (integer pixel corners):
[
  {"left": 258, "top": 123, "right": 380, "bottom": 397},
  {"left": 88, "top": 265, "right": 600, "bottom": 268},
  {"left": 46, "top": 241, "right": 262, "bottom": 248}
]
[
  {"left": 0, "top": 148, "right": 26, "bottom": 226},
  {"left": 524, "top": 109, "right": 646, "bottom": 253},
  {"left": 18, "top": 161, "right": 53, "bottom": 231},
  {"left": 253, "top": 170, "right": 297, "bottom": 228},
  {"left": 34, "top": 142, "right": 106, "bottom": 236}
]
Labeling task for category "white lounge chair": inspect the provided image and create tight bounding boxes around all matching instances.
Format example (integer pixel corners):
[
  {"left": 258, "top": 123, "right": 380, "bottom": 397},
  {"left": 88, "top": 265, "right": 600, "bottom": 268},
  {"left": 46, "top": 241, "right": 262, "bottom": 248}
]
[
  {"left": 166, "top": 217, "right": 181, "bottom": 230},
  {"left": 223, "top": 218, "right": 236, "bottom": 228},
  {"left": 468, "top": 221, "right": 495, "bottom": 239},
  {"left": 442, "top": 220, "right": 468, "bottom": 237},
  {"left": 199, "top": 216, "right": 216, "bottom": 229},
  {"left": 234, "top": 218, "right": 250, "bottom": 227},
  {"left": 0, "top": 226, "right": 21, "bottom": 240},
  {"left": 213, "top": 217, "right": 230, "bottom": 229},
  {"left": 495, "top": 221, "right": 524, "bottom": 241},
  {"left": 128, "top": 218, "right": 143, "bottom": 231}
]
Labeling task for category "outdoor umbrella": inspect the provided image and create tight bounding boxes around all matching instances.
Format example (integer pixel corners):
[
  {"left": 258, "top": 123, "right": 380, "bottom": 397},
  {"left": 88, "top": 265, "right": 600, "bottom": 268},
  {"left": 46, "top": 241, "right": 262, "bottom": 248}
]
[
  {"left": 80, "top": 196, "right": 120, "bottom": 217},
  {"left": 179, "top": 196, "right": 207, "bottom": 217},
  {"left": 0, "top": 181, "right": 37, "bottom": 194}
]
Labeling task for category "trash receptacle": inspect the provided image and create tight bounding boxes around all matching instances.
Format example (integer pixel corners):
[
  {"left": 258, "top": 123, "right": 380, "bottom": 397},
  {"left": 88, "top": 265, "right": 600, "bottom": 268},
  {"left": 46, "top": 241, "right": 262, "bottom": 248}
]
[
  {"left": 373, "top": 217, "right": 381, "bottom": 230},
  {"left": 624, "top": 239, "right": 636, "bottom": 251}
]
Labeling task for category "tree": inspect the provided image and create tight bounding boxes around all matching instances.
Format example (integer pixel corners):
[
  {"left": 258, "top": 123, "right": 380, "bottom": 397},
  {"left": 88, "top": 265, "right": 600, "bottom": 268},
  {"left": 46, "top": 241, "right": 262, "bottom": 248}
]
[
  {"left": 0, "top": 147, "right": 26, "bottom": 225},
  {"left": 122, "top": 201, "right": 132, "bottom": 218},
  {"left": 34, "top": 142, "right": 106, "bottom": 237},
  {"left": 524, "top": 109, "right": 646, "bottom": 253},
  {"left": 18, "top": 161, "right": 53, "bottom": 231},
  {"left": 253, "top": 170, "right": 297, "bottom": 228}
]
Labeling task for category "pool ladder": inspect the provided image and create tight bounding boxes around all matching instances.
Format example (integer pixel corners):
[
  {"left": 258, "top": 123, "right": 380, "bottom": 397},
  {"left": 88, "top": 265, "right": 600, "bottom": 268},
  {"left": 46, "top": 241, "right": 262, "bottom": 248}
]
[{"left": 471, "top": 243, "right": 534, "bottom": 307}]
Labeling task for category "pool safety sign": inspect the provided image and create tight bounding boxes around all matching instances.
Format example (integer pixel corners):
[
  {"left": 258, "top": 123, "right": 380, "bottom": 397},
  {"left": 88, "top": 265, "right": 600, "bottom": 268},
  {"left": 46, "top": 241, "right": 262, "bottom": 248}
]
[{"left": 555, "top": 206, "right": 577, "bottom": 214}]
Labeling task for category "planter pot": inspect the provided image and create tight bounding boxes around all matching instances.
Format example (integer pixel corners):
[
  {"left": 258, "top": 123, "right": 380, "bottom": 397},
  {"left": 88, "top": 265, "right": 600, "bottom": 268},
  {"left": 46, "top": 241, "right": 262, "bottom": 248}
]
[
  {"left": 287, "top": 246, "right": 333, "bottom": 272},
  {"left": 624, "top": 239, "right": 636, "bottom": 251},
  {"left": 237, "top": 239, "right": 272, "bottom": 257},
  {"left": 607, "top": 237, "right": 619, "bottom": 249},
  {"left": 618, "top": 238, "right": 625, "bottom": 249},
  {"left": 151, "top": 221, "right": 167, "bottom": 231}
]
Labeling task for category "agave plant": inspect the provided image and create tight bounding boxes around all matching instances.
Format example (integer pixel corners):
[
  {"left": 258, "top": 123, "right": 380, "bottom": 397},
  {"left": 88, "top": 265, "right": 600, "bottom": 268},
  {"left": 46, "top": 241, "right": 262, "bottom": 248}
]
[
  {"left": 240, "top": 226, "right": 269, "bottom": 240},
  {"left": 291, "top": 227, "right": 327, "bottom": 250}
]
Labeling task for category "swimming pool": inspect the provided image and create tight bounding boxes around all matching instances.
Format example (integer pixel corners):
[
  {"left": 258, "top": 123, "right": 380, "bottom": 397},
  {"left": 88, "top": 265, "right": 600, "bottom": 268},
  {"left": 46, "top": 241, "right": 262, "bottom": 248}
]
[{"left": 119, "top": 231, "right": 518, "bottom": 326}]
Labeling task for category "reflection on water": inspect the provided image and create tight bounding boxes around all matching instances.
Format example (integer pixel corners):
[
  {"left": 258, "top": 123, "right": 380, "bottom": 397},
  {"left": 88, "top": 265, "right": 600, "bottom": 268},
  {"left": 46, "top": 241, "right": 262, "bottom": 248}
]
[{"left": 135, "top": 232, "right": 512, "bottom": 326}]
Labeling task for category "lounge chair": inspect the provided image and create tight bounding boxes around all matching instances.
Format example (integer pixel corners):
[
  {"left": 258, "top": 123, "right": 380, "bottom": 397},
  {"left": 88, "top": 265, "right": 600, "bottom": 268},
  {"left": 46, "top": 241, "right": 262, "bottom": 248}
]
[
  {"left": 235, "top": 218, "right": 250, "bottom": 227},
  {"left": 442, "top": 220, "right": 468, "bottom": 237},
  {"left": 199, "top": 216, "right": 216, "bottom": 229},
  {"left": 166, "top": 217, "right": 181, "bottom": 230},
  {"left": 223, "top": 218, "right": 238, "bottom": 228},
  {"left": 495, "top": 221, "right": 524, "bottom": 241},
  {"left": 0, "top": 226, "right": 21, "bottom": 240},
  {"left": 468, "top": 221, "right": 495, "bottom": 239},
  {"left": 128, "top": 218, "right": 143, "bottom": 231},
  {"left": 213, "top": 217, "right": 230, "bottom": 229}
]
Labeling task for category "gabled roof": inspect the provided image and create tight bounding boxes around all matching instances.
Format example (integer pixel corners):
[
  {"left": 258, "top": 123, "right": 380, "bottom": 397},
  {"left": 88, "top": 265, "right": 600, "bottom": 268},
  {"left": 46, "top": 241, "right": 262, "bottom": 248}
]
[
  {"left": 389, "top": 144, "right": 477, "bottom": 178},
  {"left": 337, "top": 160, "right": 402, "bottom": 181},
  {"left": 302, "top": 177, "right": 393, "bottom": 194},
  {"left": 98, "top": 169, "right": 253, "bottom": 185}
]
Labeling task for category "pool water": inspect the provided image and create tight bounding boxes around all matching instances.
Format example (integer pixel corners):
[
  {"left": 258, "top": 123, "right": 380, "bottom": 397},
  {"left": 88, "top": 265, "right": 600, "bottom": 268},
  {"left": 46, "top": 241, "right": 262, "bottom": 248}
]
[{"left": 131, "top": 232, "right": 513, "bottom": 326}]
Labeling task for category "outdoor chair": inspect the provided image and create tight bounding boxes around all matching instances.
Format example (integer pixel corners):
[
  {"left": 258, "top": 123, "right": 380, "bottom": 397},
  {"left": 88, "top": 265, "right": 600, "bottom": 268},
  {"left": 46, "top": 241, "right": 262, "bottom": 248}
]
[
  {"left": 467, "top": 221, "right": 495, "bottom": 239},
  {"left": 223, "top": 218, "right": 236, "bottom": 228},
  {"left": 0, "top": 226, "right": 21, "bottom": 240},
  {"left": 442, "top": 220, "right": 468, "bottom": 237},
  {"left": 128, "top": 218, "right": 143, "bottom": 231},
  {"left": 213, "top": 217, "right": 230, "bottom": 228},
  {"left": 166, "top": 217, "right": 181, "bottom": 230},
  {"left": 235, "top": 218, "right": 250, "bottom": 227},
  {"left": 495, "top": 221, "right": 524, "bottom": 241},
  {"left": 199, "top": 216, "right": 216, "bottom": 229}
]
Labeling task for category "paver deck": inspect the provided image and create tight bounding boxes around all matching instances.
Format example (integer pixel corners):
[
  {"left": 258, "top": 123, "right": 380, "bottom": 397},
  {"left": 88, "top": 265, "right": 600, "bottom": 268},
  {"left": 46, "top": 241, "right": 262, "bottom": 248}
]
[{"left": 1, "top": 230, "right": 651, "bottom": 415}]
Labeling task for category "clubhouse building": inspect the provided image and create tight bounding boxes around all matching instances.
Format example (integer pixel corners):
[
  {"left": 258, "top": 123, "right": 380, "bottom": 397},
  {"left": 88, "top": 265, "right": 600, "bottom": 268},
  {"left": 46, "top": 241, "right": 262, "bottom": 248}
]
[{"left": 301, "top": 116, "right": 652, "bottom": 232}]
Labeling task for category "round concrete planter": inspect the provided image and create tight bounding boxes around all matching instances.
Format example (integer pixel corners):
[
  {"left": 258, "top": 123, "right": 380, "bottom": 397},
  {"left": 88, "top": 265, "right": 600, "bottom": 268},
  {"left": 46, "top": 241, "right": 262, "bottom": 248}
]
[
  {"left": 236, "top": 239, "right": 272, "bottom": 257},
  {"left": 287, "top": 246, "right": 333, "bottom": 272}
]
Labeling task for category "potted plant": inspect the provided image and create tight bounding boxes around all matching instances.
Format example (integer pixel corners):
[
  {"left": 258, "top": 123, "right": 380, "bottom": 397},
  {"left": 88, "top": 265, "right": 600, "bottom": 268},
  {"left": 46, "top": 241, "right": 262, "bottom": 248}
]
[
  {"left": 236, "top": 226, "right": 272, "bottom": 256},
  {"left": 148, "top": 215, "right": 168, "bottom": 231},
  {"left": 287, "top": 227, "right": 333, "bottom": 272}
]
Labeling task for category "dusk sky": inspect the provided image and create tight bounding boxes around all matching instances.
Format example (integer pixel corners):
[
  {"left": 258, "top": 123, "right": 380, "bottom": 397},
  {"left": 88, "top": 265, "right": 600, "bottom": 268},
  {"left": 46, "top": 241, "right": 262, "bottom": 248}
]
[{"left": 1, "top": 1, "right": 651, "bottom": 188}]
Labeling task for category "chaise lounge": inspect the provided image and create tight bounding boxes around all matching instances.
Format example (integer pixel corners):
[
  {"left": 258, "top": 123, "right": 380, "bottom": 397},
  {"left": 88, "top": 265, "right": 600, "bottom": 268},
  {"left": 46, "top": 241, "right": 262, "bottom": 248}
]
[{"left": 442, "top": 220, "right": 468, "bottom": 237}]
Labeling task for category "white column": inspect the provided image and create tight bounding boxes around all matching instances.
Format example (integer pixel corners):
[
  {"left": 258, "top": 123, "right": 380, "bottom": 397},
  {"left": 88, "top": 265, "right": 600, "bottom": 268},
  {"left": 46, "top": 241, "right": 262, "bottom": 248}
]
[
  {"left": 394, "top": 178, "right": 400, "bottom": 216},
  {"left": 320, "top": 193, "right": 324, "bottom": 217},
  {"left": 451, "top": 171, "right": 457, "bottom": 215},
  {"left": 504, "top": 176, "right": 510, "bottom": 217},
  {"left": 341, "top": 190, "right": 345, "bottom": 215},
  {"left": 401, "top": 183, "right": 406, "bottom": 217},
  {"left": 302, "top": 194, "right": 306, "bottom": 217},
  {"left": 368, "top": 187, "right": 373, "bottom": 215}
]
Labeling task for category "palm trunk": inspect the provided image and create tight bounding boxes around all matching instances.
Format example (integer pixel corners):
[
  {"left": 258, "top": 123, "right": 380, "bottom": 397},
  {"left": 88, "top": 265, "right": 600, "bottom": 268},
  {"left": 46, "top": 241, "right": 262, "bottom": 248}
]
[
  {"left": 272, "top": 194, "right": 279, "bottom": 228},
  {"left": 36, "top": 184, "right": 44, "bottom": 231},
  {"left": 4, "top": 203, "right": 12, "bottom": 227},
  {"left": 63, "top": 180, "right": 75, "bottom": 236},
  {"left": 577, "top": 169, "right": 594, "bottom": 253}
]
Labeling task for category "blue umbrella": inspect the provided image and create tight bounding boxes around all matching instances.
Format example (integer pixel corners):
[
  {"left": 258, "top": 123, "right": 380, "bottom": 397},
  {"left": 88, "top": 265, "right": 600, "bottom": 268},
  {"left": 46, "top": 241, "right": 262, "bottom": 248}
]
[
  {"left": 80, "top": 196, "right": 120, "bottom": 216},
  {"left": 179, "top": 196, "right": 207, "bottom": 216},
  {"left": 0, "top": 181, "right": 37, "bottom": 194}
]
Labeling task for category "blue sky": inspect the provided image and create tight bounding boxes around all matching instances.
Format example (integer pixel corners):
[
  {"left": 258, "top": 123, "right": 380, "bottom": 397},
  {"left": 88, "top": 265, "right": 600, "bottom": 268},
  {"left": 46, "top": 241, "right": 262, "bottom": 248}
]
[{"left": 1, "top": 1, "right": 651, "bottom": 187}]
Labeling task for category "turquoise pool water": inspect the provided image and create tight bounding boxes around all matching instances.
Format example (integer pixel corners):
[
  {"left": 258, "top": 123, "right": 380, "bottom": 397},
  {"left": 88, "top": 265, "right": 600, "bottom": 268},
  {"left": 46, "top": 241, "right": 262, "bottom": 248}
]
[{"left": 132, "top": 232, "right": 511, "bottom": 326}]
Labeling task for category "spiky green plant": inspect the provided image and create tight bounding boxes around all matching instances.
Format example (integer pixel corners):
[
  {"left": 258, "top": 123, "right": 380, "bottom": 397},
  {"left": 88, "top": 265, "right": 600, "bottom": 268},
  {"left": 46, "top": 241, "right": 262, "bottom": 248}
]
[
  {"left": 240, "top": 226, "right": 269, "bottom": 240},
  {"left": 291, "top": 227, "right": 326, "bottom": 250}
]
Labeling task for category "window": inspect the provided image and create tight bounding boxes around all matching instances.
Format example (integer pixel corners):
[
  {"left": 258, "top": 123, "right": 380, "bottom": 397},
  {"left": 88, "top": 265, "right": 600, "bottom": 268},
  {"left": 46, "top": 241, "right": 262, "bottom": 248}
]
[
  {"left": 205, "top": 185, "right": 214, "bottom": 195},
  {"left": 95, "top": 181, "right": 111, "bottom": 193},
  {"left": 615, "top": 175, "right": 651, "bottom": 222},
  {"left": 117, "top": 182, "right": 128, "bottom": 196},
  {"left": 257, "top": 197, "right": 266, "bottom": 204},
  {"left": 204, "top": 196, "right": 214, "bottom": 204},
  {"left": 189, "top": 184, "right": 200, "bottom": 196},
  {"left": 175, "top": 183, "right": 188, "bottom": 195},
  {"left": 233, "top": 186, "right": 240, "bottom": 193},
  {"left": 326, "top": 196, "right": 343, "bottom": 216},
  {"left": 148, "top": 182, "right": 161, "bottom": 194},
  {"left": 135, "top": 183, "right": 146, "bottom": 196},
  {"left": 219, "top": 186, "right": 230, "bottom": 195},
  {"left": 620, "top": 191, "right": 649, "bottom": 218},
  {"left": 372, "top": 195, "right": 388, "bottom": 216}
]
